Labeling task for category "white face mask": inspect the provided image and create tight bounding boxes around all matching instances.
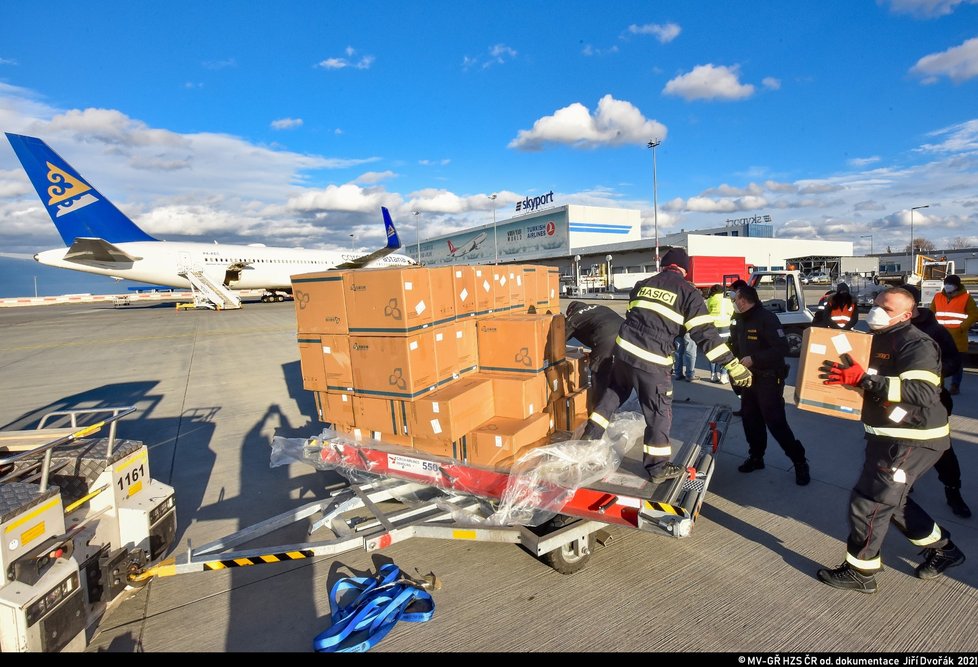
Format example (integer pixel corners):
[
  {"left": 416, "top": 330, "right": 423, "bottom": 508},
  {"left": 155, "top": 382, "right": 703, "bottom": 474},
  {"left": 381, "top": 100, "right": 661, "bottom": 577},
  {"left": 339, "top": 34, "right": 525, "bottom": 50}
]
[
  {"left": 866, "top": 306, "right": 897, "bottom": 331},
  {"left": 944, "top": 284, "right": 956, "bottom": 295}
]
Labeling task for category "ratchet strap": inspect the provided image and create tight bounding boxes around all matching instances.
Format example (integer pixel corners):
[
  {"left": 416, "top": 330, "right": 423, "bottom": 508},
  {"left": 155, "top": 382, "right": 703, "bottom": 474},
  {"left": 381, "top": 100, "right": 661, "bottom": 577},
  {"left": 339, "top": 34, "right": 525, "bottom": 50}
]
[{"left": 312, "top": 563, "right": 434, "bottom": 652}]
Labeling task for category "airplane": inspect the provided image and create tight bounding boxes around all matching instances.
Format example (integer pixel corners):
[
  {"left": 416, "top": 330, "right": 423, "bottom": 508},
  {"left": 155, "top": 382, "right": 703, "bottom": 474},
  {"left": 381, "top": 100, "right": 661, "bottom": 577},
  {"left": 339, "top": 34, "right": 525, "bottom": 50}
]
[
  {"left": 446, "top": 231, "right": 488, "bottom": 258},
  {"left": 4, "top": 133, "right": 415, "bottom": 305}
]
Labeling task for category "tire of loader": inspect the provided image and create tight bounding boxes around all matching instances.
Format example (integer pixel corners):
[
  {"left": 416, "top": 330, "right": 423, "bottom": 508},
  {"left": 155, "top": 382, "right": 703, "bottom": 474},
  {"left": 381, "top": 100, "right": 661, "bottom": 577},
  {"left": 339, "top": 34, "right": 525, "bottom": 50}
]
[{"left": 535, "top": 515, "right": 594, "bottom": 575}]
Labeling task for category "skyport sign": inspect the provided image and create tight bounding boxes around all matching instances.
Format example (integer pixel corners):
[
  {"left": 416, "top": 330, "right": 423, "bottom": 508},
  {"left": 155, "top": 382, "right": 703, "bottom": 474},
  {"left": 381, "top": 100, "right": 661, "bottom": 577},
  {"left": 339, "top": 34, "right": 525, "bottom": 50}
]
[
  {"left": 724, "top": 214, "right": 772, "bottom": 226},
  {"left": 515, "top": 191, "right": 555, "bottom": 213}
]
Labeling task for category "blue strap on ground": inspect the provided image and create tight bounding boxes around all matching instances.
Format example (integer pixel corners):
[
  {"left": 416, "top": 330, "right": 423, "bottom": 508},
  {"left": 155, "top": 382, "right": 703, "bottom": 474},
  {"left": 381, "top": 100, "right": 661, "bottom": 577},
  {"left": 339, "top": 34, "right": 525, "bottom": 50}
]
[{"left": 313, "top": 563, "right": 435, "bottom": 652}]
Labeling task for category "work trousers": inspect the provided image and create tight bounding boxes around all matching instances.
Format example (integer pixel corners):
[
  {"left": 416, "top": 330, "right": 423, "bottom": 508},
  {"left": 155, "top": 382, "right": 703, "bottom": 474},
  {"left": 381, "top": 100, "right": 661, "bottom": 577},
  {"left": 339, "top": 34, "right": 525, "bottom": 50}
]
[
  {"left": 741, "top": 375, "right": 805, "bottom": 463},
  {"left": 847, "top": 436, "right": 950, "bottom": 570},
  {"left": 583, "top": 359, "right": 673, "bottom": 470},
  {"left": 587, "top": 355, "right": 613, "bottom": 413},
  {"left": 933, "top": 386, "right": 961, "bottom": 488}
]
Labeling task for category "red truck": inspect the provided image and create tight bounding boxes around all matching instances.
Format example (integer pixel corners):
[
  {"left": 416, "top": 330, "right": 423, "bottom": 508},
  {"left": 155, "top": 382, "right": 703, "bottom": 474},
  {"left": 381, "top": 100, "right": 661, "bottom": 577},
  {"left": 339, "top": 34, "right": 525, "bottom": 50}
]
[{"left": 686, "top": 255, "right": 749, "bottom": 290}]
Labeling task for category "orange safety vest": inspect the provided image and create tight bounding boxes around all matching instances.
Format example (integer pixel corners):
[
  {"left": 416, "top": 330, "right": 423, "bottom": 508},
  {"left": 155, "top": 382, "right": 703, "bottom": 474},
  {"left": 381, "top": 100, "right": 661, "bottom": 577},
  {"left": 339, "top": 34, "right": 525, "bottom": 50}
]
[
  {"left": 829, "top": 303, "right": 855, "bottom": 328},
  {"left": 933, "top": 291, "right": 970, "bottom": 329}
]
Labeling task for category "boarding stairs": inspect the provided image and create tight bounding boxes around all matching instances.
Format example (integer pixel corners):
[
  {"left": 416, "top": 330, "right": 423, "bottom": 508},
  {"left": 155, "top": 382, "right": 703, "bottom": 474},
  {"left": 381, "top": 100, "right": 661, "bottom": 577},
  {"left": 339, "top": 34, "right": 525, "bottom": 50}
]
[{"left": 178, "top": 269, "right": 242, "bottom": 310}]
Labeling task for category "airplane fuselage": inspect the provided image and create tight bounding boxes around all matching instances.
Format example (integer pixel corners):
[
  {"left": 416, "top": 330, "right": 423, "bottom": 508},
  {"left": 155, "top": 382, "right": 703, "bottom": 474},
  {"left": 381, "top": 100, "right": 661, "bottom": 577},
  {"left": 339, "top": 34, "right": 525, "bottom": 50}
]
[{"left": 34, "top": 241, "right": 414, "bottom": 291}]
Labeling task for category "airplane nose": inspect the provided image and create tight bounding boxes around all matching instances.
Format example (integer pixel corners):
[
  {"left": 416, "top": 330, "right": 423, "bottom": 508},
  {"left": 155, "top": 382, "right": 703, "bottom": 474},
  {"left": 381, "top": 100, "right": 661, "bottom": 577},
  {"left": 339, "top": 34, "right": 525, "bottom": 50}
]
[{"left": 33, "top": 253, "right": 39, "bottom": 262}]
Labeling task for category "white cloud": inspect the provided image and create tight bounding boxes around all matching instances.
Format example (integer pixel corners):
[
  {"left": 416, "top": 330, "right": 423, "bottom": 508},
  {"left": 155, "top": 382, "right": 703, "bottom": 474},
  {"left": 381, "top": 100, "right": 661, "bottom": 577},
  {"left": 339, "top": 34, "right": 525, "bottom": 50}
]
[
  {"left": 463, "top": 44, "right": 518, "bottom": 70},
  {"left": 627, "top": 23, "right": 681, "bottom": 43},
  {"left": 184, "top": 82, "right": 204, "bottom": 89},
  {"left": 355, "top": 170, "right": 396, "bottom": 184},
  {"left": 270, "top": 117, "right": 303, "bottom": 130},
  {"left": 849, "top": 156, "right": 881, "bottom": 167},
  {"left": 911, "top": 37, "right": 978, "bottom": 84},
  {"left": 508, "top": 94, "right": 667, "bottom": 150},
  {"left": 855, "top": 200, "right": 887, "bottom": 211},
  {"left": 761, "top": 77, "right": 781, "bottom": 90},
  {"left": 663, "top": 64, "right": 755, "bottom": 101},
  {"left": 918, "top": 119, "right": 978, "bottom": 153},
  {"left": 581, "top": 44, "right": 620, "bottom": 57},
  {"left": 419, "top": 159, "right": 451, "bottom": 166},
  {"left": 0, "top": 58, "right": 17, "bottom": 66},
  {"left": 316, "top": 48, "right": 375, "bottom": 70},
  {"left": 202, "top": 58, "right": 236, "bottom": 70},
  {"left": 880, "top": 0, "right": 976, "bottom": 18},
  {"left": 683, "top": 195, "right": 768, "bottom": 213}
]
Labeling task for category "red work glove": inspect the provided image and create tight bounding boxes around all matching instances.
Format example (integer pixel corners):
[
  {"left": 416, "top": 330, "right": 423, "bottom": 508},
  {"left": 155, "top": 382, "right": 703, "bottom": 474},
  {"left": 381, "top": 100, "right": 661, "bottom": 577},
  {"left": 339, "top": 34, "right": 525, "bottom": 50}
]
[{"left": 818, "top": 353, "right": 864, "bottom": 387}]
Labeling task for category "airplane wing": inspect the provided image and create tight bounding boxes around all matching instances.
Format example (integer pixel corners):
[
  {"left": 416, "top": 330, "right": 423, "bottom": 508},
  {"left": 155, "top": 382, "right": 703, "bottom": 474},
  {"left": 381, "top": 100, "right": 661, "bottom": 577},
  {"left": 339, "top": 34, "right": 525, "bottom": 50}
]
[
  {"left": 334, "top": 207, "right": 404, "bottom": 270},
  {"left": 63, "top": 237, "right": 142, "bottom": 263}
]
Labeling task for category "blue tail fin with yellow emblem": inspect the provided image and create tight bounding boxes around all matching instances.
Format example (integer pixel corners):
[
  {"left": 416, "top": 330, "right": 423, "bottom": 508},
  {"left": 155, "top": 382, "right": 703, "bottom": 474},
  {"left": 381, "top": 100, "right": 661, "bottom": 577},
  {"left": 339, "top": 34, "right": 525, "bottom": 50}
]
[{"left": 5, "top": 132, "right": 157, "bottom": 245}]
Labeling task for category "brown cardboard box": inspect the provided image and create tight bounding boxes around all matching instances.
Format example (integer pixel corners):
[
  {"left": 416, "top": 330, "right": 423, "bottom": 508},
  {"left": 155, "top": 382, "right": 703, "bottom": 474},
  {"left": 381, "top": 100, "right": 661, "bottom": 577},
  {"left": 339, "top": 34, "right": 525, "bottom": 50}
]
[
  {"left": 565, "top": 348, "right": 590, "bottom": 392},
  {"left": 478, "top": 371, "right": 548, "bottom": 419},
  {"left": 409, "top": 377, "right": 495, "bottom": 441},
  {"left": 547, "top": 267, "right": 560, "bottom": 313},
  {"left": 544, "top": 361, "right": 570, "bottom": 402},
  {"left": 346, "top": 266, "right": 434, "bottom": 335},
  {"left": 350, "top": 331, "right": 439, "bottom": 399},
  {"left": 411, "top": 436, "right": 469, "bottom": 460},
  {"left": 453, "top": 319, "right": 479, "bottom": 374},
  {"left": 470, "top": 266, "right": 494, "bottom": 315},
  {"left": 549, "top": 388, "right": 589, "bottom": 432},
  {"left": 298, "top": 336, "right": 328, "bottom": 391},
  {"left": 432, "top": 323, "right": 461, "bottom": 383},
  {"left": 477, "top": 313, "right": 560, "bottom": 374},
  {"left": 507, "top": 266, "right": 526, "bottom": 310},
  {"left": 323, "top": 391, "right": 355, "bottom": 426},
  {"left": 291, "top": 271, "right": 350, "bottom": 334},
  {"left": 546, "top": 314, "right": 567, "bottom": 365},
  {"left": 319, "top": 334, "right": 354, "bottom": 392},
  {"left": 525, "top": 265, "right": 551, "bottom": 312},
  {"left": 469, "top": 414, "right": 551, "bottom": 467},
  {"left": 339, "top": 427, "right": 413, "bottom": 446},
  {"left": 491, "top": 267, "right": 512, "bottom": 312},
  {"left": 427, "top": 266, "right": 457, "bottom": 325},
  {"left": 452, "top": 266, "right": 479, "bottom": 318},
  {"left": 794, "top": 327, "right": 873, "bottom": 420},
  {"left": 351, "top": 395, "right": 411, "bottom": 436}
]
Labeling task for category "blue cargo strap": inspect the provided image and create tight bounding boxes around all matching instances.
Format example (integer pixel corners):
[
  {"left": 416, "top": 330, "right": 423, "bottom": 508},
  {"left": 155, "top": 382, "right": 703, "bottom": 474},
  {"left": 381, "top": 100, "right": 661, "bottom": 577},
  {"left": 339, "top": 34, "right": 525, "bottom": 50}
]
[{"left": 312, "top": 563, "right": 435, "bottom": 652}]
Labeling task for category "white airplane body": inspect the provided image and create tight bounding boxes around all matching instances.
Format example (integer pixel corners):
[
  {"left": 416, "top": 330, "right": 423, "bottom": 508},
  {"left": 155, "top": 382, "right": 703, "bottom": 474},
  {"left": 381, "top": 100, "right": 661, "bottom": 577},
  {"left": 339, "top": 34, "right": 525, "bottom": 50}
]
[
  {"left": 447, "top": 231, "right": 488, "bottom": 258},
  {"left": 6, "top": 133, "right": 414, "bottom": 296}
]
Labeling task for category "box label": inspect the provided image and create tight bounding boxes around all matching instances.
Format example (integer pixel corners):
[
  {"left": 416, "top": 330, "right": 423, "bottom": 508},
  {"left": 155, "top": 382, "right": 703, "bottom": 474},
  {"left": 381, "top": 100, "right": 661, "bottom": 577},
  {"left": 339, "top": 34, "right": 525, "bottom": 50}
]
[
  {"left": 831, "top": 334, "right": 852, "bottom": 355},
  {"left": 387, "top": 453, "right": 441, "bottom": 478}
]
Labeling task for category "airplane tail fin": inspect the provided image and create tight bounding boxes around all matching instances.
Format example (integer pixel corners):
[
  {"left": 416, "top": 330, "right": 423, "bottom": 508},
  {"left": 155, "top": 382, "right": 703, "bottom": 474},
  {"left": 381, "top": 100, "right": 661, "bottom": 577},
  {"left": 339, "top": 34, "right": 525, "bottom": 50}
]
[
  {"left": 447, "top": 239, "right": 457, "bottom": 254},
  {"left": 5, "top": 133, "right": 157, "bottom": 245},
  {"left": 381, "top": 206, "right": 401, "bottom": 250}
]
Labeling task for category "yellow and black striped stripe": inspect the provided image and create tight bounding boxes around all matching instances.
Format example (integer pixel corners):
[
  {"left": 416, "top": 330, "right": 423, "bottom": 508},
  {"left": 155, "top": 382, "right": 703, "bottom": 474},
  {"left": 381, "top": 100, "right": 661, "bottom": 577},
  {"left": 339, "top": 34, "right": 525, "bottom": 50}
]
[
  {"left": 643, "top": 500, "right": 684, "bottom": 516},
  {"left": 203, "top": 549, "right": 315, "bottom": 570}
]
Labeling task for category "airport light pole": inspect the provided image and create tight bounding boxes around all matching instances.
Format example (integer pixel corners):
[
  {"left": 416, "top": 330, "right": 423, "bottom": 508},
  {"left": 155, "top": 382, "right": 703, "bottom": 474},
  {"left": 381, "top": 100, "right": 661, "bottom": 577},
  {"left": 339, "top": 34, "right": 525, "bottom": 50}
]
[
  {"left": 861, "top": 234, "right": 874, "bottom": 255},
  {"left": 33, "top": 275, "right": 37, "bottom": 298},
  {"left": 910, "top": 205, "right": 929, "bottom": 275},
  {"left": 489, "top": 194, "right": 498, "bottom": 264},
  {"left": 648, "top": 138, "right": 661, "bottom": 271},
  {"left": 412, "top": 210, "right": 421, "bottom": 263},
  {"left": 606, "top": 254, "right": 613, "bottom": 292}
]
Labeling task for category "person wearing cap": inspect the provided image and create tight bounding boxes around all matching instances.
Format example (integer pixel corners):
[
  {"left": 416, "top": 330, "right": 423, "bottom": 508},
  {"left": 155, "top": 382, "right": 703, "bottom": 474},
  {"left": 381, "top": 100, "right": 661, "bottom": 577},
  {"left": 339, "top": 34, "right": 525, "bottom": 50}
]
[
  {"left": 816, "top": 287, "right": 965, "bottom": 593},
  {"left": 581, "top": 248, "right": 753, "bottom": 483},
  {"left": 706, "top": 284, "right": 735, "bottom": 383},
  {"left": 564, "top": 301, "right": 624, "bottom": 412},
  {"left": 812, "top": 282, "right": 858, "bottom": 330},
  {"left": 929, "top": 274, "right": 978, "bottom": 395},
  {"left": 903, "top": 284, "right": 972, "bottom": 518}
]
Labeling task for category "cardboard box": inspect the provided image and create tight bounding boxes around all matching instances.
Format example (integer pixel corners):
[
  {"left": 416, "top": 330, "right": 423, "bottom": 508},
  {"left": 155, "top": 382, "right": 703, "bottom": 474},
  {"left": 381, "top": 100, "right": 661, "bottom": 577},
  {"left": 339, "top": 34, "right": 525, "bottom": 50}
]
[
  {"left": 477, "top": 314, "right": 562, "bottom": 374},
  {"left": 794, "top": 327, "right": 873, "bottom": 420},
  {"left": 351, "top": 395, "right": 411, "bottom": 436},
  {"left": 350, "top": 332, "right": 439, "bottom": 399},
  {"left": 469, "top": 413, "right": 551, "bottom": 467},
  {"left": 479, "top": 371, "right": 548, "bottom": 419},
  {"left": 565, "top": 348, "right": 590, "bottom": 392},
  {"left": 346, "top": 266, "right": 434, "bottom": 335},
  {"left": 544, "top": 361, "right": 570, "bottom": 402},
  {"left": 453, "top": 319, "right": 479, "bottom": 374},
  {"left": 546, "top": 314, "right": 567, "bottom": 365},
  {"left": 412, "top": 436, "right": 470, "bottom": 461},
  {"left": 547, "top": 267, "right": 561, "bottom": 313},
  {"left": 298, "top": 336, "right": 328, "bottom": 391},
  {"left": 507, "top": 266, "right": 526, "bottom": 310},
  {"left": 321, "top": 391, "right": 355, "bottom": 427},
  {"left": 473, "top": 267, "right": 495, "bottom": 315},
  {"left": 433, "top": 323, "right": 461, "bottom": 383},
  {"left": 338, "top": 427, "right": 413, "bottom": 446},
  {"left": 548, "top": 388, "right": 589, "bottom": 432},
  {"left": 491, "top": 267, "right": 512, "bottom": 312},
  {"left": 523, "top": 265, "right": 551, "bottom": 312},
  {"left": 291, "top": 271, "right": 350, "bottom": 334},
  {"left": 452, "top": 267, "right": 479, "bottom": 318},
  {"left": 409, "top": 377, "right": 495, "bottom": 441},
  {"left": 427, "top": 266, "right": 457, "bottom": 325}
]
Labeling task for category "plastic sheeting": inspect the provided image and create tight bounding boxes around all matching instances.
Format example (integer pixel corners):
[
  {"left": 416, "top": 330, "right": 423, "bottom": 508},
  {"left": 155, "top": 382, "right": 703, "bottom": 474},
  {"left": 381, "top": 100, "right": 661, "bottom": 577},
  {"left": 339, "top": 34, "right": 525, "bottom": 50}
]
[{"left": 269, "top": 410, "right": 645, "bottom": 527}]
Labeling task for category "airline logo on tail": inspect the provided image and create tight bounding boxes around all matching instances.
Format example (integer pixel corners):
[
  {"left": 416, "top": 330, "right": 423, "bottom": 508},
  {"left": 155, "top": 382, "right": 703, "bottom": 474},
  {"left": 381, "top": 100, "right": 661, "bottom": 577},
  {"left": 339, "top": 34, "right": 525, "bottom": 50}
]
[{"left": 45, "top": 161, "right": 99, "bottom": 218}]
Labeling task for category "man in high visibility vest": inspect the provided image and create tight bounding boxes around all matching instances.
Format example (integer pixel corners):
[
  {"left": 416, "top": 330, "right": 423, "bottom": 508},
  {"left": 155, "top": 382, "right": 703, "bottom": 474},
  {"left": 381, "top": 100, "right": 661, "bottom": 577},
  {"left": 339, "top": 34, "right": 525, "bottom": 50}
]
[
  {"left": 706, "top": 284, "right": 735, "bottom": 383},
  {"left": 929, "top": 274, "right": 978, "bottom": 395},
  {"left": 812, "top": 282, "right": 857, "bottom": 330},
  {"left": 816, "top": 288, "right": 965, "bottom": 593}
]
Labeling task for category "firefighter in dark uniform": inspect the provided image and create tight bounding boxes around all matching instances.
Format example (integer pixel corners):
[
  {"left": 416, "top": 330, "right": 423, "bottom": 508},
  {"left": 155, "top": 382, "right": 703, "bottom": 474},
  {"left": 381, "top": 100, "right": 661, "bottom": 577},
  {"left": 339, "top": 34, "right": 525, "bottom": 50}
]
[
  {"left": 565, "top": 301, "right": 624, "bottom": 412},
  {"left": 817, "top": 288, "right": 966, "bottom": 593},
  {"left": 581, "top": 248, "right": 753, "bottom": 482},
  {"left": 730, "top": 285, "right": 810, "bottom": 485}
]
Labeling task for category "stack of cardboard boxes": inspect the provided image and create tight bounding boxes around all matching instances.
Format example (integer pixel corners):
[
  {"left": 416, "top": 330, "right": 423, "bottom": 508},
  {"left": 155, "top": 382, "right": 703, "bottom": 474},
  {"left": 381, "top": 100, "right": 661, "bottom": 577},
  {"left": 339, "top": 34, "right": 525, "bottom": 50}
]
[{"left": 293, "top": 264, "right": 588, "bottom": 468}]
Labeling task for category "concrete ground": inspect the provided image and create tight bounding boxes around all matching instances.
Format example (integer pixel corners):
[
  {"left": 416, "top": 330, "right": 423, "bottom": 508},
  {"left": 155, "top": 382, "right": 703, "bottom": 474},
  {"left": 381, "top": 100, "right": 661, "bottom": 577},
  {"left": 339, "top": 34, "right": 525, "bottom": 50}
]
[{"left": 1, "top": 299, "right": 976, "bottom": 653}]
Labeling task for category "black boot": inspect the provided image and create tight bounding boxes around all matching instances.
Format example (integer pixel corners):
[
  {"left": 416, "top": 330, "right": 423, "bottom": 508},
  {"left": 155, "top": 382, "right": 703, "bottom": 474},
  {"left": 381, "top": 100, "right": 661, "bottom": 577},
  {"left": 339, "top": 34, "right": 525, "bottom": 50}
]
[
  {"left": 945, "top": 486, "right": 972, "bottom": 518},
  {"left": 916, "top": 542, "right": 966, "bottom": 580},
  {"left": 817, "top": 563, "right": 878, "bottom": 594},
  {"left": 738, "top": 457, "right": 764, "bottom": 473},
  {"left": 645, "top": 460, "right": 686, "bottom": 483},
  {"left": 793, "top": 459, "right": 810, "bottom": 486}
]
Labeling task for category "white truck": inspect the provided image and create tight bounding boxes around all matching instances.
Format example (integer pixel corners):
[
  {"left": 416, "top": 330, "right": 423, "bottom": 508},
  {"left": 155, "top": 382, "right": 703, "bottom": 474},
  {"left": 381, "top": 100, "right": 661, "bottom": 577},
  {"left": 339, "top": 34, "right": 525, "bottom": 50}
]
[{"left": 747, "top": 270, "right": 813, "bottom": 357}]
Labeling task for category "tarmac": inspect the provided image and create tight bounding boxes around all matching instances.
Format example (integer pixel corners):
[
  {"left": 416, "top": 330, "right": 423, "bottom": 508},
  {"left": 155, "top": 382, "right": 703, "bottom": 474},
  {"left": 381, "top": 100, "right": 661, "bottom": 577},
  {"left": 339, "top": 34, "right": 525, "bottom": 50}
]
[{"left": 1, "top": 298, "right": 977, "bottom": 653}]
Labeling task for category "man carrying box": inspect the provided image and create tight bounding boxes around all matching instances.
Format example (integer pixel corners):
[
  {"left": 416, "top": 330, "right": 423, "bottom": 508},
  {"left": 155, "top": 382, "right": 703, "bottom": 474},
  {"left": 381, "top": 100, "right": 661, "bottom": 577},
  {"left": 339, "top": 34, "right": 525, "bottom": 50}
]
[
  {"left": 581, "top": 248, "right": 753, "bottom": 483},
  {"left": 816, "top": 288, "right": 966, "bottom": 593}
]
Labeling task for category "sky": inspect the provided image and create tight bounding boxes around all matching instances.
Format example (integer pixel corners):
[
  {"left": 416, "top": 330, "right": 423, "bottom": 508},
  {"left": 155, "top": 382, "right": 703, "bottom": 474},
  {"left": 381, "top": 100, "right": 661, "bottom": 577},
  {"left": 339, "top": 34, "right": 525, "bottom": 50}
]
[{"left": 0, "top": 0, "right": 976, "bottom": 266}]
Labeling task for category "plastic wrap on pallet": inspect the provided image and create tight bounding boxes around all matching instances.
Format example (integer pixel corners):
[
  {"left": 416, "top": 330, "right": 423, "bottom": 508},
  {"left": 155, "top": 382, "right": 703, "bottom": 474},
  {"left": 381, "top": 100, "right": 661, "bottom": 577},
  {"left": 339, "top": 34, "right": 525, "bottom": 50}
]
[{"left": 485, "top": 411, "right": 644, "bottom": 527}]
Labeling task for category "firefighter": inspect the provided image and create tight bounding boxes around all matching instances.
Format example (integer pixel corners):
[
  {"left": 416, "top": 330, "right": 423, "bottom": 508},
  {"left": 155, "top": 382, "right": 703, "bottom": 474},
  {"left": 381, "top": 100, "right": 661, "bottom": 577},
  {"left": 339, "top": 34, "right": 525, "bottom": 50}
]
[
  {"left": 706, "top": 284, "right": 735, "bottom": 383},
  {"left": 564, "top": 301, "right": 624, "bottom": 412},
  {"left": 581, "top": 248, "right": 753, "bottom": 483},
  {"left": 730, "top": 285, "right": 810, "bottom": 485},
  {"left": 816, "top": 288, "right": 966, "bottom": 593},
  {"left": 903, "top": 285, "right": 972, "bottom": 518},
  {"left": 812, "top": 282, "right": 857, "bottom": 330},
  {"left": 929, "top": 274, "right": 978, "bottom": 395}
]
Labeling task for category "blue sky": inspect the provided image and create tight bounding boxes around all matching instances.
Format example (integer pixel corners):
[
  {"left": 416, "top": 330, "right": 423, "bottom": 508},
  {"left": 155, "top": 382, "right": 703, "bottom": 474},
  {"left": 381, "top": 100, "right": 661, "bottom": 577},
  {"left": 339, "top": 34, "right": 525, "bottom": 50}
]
[{"left": 1, "top": 0, "right": 976, "bottom": 260}]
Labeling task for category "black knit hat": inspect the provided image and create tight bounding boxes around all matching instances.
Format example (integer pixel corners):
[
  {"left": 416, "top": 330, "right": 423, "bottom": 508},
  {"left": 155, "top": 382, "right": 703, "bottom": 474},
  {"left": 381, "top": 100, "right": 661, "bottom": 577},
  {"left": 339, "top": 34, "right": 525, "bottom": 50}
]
[
  {"left": 660, "top": 247, "right": 690, "bottom": 272},
  {"left": 945, "top": 274, "right": 962, "bottom": 287},
  {"left": 837, "top": 282, "right": 850, "bottom": 294}
]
